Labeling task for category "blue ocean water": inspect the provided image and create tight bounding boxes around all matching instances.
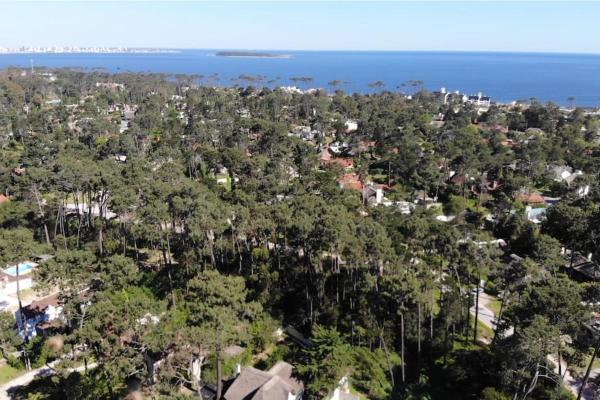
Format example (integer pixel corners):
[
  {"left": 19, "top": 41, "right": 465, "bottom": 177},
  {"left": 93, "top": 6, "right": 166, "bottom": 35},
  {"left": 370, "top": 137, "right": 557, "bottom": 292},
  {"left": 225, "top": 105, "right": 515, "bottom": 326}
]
[{"left": 1, "top": 50, "right": 599, "bottom": 106}]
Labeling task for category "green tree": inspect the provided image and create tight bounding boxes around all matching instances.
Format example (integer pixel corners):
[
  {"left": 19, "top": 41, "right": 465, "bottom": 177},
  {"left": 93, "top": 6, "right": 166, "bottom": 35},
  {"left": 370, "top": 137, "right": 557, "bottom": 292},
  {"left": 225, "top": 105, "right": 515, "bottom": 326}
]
[{"left": 297, "top": 325, "right": 354, "bottom": 397}]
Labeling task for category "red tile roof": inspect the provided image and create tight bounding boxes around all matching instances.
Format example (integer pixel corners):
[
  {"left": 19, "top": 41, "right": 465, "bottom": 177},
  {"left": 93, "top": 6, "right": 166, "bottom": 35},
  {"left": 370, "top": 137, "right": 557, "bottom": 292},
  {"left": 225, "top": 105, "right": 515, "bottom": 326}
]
[
  {"left": 515, "top": 193, "right": 545, "bottom": 204},
  {"left": 329, "top": 158, "right": 354, "bottom": 169},
  {"left": 338, "top": 174, "right": 363, "bottom": 191},
  {"left": 0, "top": 195, "right": 8, "bottom": 204}
]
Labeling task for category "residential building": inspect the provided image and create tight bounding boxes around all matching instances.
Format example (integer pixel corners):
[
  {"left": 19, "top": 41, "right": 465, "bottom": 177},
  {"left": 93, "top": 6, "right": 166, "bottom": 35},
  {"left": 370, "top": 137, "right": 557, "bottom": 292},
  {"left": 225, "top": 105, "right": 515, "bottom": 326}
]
[
  {"left": 552, "top": 165, "right": 583, "bottom": 186},
  {"left": 467, "top": 92, "right": 491, "bottom": 107},
  {"left": 362, "top": 183, "right": 386, "bottom": 205},
  {"left": 344, "top": 120, "right": 358, "bottom": 133},
  {"left": 515, "top": 192, "right": 545, "bottom": 204},
  {"left": 223, "top": 361, "right": 303, "bottom": 400},
  {"left": 15, "top": 293, "right": 63, "bottom": 339},
  {"left": 338, "top": 174, "right": 363, "bottom": 191},
  {"left": 0, "top": 261, "right": 38, "bottom": 296},
  {"left": 565, "top": 252, "right": 600, "bottom": 282}
]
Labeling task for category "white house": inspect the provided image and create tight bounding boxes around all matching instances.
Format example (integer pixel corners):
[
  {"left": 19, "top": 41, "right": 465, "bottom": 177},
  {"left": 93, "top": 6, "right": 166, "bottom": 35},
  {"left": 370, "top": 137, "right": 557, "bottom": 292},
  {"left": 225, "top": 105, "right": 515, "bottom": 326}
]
[
  {"left": 344, "top": 120, "right": 358, "bottom": 133},
  {"left": 362, "top": 184, "right": 385, "bottom": 205},
  {"left": 552, "top": 165, "right": 583, "bottom": 186},
  {"left": 0, "top": 261, "right": 38, "bottom": 296},
  {"left": 467, "top": 92, "right": 491, "bottom": 108},
  {"left": 577, "top": 185, "right": 591, "bottom": 198},
  {"left": 15, "top": 293, "right": 62, "bottom": 339}
]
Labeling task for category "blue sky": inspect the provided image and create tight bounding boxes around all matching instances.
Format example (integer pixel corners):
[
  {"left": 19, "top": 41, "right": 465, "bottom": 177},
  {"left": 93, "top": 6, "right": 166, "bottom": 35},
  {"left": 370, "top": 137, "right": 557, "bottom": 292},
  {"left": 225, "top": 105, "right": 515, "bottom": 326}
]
[{"left": 1, "top": 1, "right": 599, "bottom": 53}]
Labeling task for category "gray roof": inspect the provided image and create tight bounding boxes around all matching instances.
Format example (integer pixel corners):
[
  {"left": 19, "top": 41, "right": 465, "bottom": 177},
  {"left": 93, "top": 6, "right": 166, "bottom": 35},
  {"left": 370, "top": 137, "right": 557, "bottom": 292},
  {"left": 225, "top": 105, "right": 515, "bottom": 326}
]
[{"left": 224, "top": 361, "right": 303, "bottom": 400}]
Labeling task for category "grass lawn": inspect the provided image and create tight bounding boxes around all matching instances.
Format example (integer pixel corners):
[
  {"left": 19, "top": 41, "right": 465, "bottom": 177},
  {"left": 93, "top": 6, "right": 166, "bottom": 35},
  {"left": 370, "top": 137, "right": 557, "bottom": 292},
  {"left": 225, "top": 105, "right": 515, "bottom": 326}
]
[
  {"left": 486, "top": 297, "right": 502, "bottom": 316},
  {"left": 0, "top": 364, "right": 24, "bottom": 385},
  {"left": 570, "top": 352, "right": 600, "bottom": 376},
  {"left": 471, "top": 315, "right": 494, "bottom": 344}
]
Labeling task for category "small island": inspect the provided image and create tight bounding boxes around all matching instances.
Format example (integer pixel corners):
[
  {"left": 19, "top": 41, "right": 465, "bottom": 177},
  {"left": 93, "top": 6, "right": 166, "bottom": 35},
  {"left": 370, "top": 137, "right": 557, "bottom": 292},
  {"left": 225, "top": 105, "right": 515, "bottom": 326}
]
[{"left": 215, "top": 50, "right": 291, "bottom": 59}]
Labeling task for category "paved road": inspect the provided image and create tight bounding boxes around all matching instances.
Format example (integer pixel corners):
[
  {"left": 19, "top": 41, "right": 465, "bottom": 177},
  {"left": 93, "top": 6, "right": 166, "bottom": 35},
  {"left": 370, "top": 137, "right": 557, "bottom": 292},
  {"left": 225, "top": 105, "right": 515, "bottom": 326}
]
[
  {"left": 0, "top": 361, "right": 96, "bottom": 400},
  {"left": 470, "top": 292, "right": 514, "bottom": 343},
  {"left": 471, "top": 292, "right": 599, "bottom": 399}
]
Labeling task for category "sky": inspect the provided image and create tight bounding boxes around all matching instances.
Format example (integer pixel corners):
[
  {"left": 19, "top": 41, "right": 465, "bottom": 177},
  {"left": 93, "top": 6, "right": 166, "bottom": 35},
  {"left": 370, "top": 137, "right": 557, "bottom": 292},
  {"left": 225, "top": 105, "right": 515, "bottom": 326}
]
[{"left": 1, "top": 1, "right": 599, "bottom": 53}]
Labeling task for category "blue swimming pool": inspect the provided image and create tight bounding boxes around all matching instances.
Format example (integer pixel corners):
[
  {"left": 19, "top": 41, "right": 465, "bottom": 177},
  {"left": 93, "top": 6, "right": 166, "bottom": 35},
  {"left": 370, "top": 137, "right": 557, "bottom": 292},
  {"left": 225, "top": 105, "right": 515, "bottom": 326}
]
[{"left": 3, "top": 262, "right": 36, "bottom": 277}]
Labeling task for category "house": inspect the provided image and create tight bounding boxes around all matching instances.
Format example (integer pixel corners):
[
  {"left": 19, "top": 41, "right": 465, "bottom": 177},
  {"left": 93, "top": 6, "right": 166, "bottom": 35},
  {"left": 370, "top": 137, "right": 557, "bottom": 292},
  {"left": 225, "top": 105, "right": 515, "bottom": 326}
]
[
  {"left": 329, "top": 141, "right": 350, "bottom": 155},
  {"left": 565, "top": 252, "right": 600, "bottom": 282},
  {"left": 15, "top": 293, "right": 63, "bottom": 339},
  {"left": 552, "top": 165, "right": 583, "bottom": 186},
  {"left": 515, "top": 192, "right": 545, "bottom": 204},
  {"left": 576, "top": 185, "right": 591, "bottom": 198},
  {"left": 432, "top": 87, "right": 450, "bottom": 105},
  {"left": 467, "top": 92, "right": 491, "bottom": 108},
  {"left": 338, "top": 174, "right": 363, "bottom": 192},
  {"left": 223, "top": 361, "right": 303, "bottom": 400},
  {"left": 344, "top": 120, "right": 358, "bottom": 133},
  {"left": 289, "top": 126, "right": 319, "bottom": 142},
  {"left": 114, "top": 154, "right": 128, "bottom": 163},
  {"left": 412, "top": 190, "right": 436, "bottom": 205},
  {"left": 362, "top": 183, "right": 386, "bottom": 205},
  {"left": 396, "top": 201, "right": 414, "bottom": 215},
  {"left": 0, "top": 261, "right": 38, "bottom": 296}
]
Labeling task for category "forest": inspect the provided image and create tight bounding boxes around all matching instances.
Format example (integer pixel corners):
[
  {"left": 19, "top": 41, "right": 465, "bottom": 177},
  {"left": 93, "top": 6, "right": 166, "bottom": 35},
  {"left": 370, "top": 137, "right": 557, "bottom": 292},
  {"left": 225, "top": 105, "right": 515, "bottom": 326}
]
[{"left": 1, "top": 68, "right": 600, "bottom": 400}]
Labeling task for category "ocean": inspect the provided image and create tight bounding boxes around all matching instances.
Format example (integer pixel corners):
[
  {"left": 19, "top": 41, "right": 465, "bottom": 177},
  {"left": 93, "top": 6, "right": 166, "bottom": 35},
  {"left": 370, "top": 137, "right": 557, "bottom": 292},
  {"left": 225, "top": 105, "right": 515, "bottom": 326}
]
[{"left": 1, "top": 50, "right": 599, "bottom": 106}]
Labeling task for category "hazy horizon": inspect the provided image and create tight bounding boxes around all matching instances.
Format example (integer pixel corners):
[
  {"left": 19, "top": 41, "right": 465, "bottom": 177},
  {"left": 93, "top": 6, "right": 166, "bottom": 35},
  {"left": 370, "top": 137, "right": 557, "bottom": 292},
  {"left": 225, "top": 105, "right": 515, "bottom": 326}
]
[{"left": 2, "top": 1, "right": 600, "bottom": 54}]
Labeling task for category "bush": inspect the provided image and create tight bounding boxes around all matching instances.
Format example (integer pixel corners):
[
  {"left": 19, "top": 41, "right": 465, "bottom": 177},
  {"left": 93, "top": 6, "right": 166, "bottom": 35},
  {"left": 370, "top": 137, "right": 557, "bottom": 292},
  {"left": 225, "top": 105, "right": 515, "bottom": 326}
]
[
  {"left": 444, "top": 195, "right": 466, "bottom": 216},
  {"left": 7, "top": 354, "right": 24, "bottom": 369},
  {"left": 481, "top": 387, "right": 510, "bottom": 400}
]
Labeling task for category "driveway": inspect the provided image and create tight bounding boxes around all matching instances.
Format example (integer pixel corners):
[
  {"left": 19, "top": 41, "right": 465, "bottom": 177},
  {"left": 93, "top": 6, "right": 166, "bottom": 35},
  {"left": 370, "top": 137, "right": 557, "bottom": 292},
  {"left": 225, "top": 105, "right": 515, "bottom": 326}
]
[
  {"left": 471, "top": 292, "right": 599, "bottom": 399},
  {"left": 0, "top": 361, "right": 96, "bottom": 400}
]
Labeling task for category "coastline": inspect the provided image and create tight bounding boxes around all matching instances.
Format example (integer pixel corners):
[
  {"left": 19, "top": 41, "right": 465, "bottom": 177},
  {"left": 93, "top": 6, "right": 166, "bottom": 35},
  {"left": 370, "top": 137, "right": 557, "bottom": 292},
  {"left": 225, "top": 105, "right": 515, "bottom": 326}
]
[{"left": 0, "top": 51, "right": 598, "bottom": 106}]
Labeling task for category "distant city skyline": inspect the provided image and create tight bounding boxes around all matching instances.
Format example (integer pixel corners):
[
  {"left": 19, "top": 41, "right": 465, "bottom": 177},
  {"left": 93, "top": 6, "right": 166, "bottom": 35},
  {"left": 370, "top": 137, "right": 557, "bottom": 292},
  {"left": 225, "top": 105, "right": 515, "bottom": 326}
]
[{"left": 1, "top": 1, "right": 599, "bottom": 54}]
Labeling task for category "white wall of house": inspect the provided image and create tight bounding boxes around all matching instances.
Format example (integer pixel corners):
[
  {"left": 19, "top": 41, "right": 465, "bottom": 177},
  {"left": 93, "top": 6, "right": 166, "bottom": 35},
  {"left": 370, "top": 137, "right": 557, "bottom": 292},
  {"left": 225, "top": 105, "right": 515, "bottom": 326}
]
[
  {"left": 15, "top": 305, "right": 63, "bottom": 339},
  {"left": 0, "top": 278, "right": 32, "bottom": 296}
]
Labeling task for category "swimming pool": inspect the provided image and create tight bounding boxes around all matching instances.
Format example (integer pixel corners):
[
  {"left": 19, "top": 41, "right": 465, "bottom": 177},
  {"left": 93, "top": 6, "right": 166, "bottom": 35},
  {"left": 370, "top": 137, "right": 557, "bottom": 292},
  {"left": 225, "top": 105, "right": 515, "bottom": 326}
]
[{"left": 3, "top": 261, "right": 37, "bottom": 277}]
